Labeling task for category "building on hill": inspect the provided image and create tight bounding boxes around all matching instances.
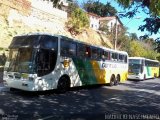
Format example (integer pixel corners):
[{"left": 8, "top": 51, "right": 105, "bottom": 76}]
[
  {"left": 99, "top": 16, "right": 123, "bottom": 33},
  {"left": 87, "top": 12, "right": 123, "bottom": 33},
  {"left": 87, "top": 12, "right": 100, "bottom": 30}
]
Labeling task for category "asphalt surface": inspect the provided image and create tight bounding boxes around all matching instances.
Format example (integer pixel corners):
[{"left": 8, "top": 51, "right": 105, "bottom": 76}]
[{"left": 0, "top": 75, "right": 160, "bottom": 120}]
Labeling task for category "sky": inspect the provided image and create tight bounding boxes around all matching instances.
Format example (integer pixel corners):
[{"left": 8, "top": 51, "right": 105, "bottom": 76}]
[{"left": 77, "top": 0, "right": 160, "bottom": 40}]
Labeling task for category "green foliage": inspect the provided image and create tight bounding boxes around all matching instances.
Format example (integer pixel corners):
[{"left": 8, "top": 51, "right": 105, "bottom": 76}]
[
  {"left": 83, "top": 1, "right": 117, "bottom": 17},
  {"left": 148, "top": 0, "right": 160, "bottom": 16},
  {"left": 67, "top": 8, "right": 89, "bottom": 35},
  {"left": 116, "top": 0, "right": 131, "bottom": 8},
  {"left": 129, "top": 33, "right": 138, "bottom": 40},
  {"left": 99, "top": 21, "right": 109, "bottom": 33},
  {"left": 51, "top": 0, "right": 61, "bottom": 9},
  {"left": 119, "top": 34, "right": 158, "bottom": 60},
  {"left": 115, "top": 0, "right": 160, "bottom": 38},
  {"left": 67, "top": 1, "right": 79, "bottom": 17},
  {"left": 118, "top": 34, "right": 130, "bottom": 52},
  {"left": 127, "top": 40, "right": 158, "bottom": 60}
]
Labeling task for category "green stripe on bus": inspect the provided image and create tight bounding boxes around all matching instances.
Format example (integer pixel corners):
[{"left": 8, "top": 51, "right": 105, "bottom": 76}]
[
  {"left": 146, "top": 67, "right": 151, "bottom": 76},
  {"left": 72, "top": 58, "right": 98, "bottom": 85}
]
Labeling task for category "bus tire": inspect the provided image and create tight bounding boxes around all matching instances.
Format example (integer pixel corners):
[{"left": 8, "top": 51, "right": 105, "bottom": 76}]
[
  {"left": 110, "top": 75, "right": 115, "bottom": 86},
  {"left": 115, "top": 75, "right": 120, "bottom": 86},
  {"left": 57, "top": 75, "right": 70, "bottom": 93},
  {"left": 154, "top": 73, "right": 157, "bottom": 78},
  {"left": 143, "top": 74, "right": 146, "bottom": 80}
]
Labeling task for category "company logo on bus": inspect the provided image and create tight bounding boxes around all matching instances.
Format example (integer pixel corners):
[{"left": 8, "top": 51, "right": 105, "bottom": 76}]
[
  {"left": 102, "top": 63, "right": 117, "bottom": 69},
  {"left": 101, "top": 62, "right": 127, "bottom": 69}
]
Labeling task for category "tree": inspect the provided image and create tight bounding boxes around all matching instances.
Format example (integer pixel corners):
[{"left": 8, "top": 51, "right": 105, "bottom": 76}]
[
  {"left": 50, "top": 0, "right": 61, "bottom": 8},
  {"left": 50, "top": 0, "right": 73, "bottom": 9},
  {"left": 115, "top": 0, "right": 160, "bottom": 56},
  {"left": 83, "top": 1, "right": 117, "bottom": 17},
  {"left": 129, "top": 33, "right": 138, "bottom": 40},
  {"left": 67, "top": 1, "right": 79, "bottom": 17},
  {"left": 99, "top": 21, "right": 109, "bottom": 33},
  {"left": 115, "top": 0, "right": 160, "bottom": 38},
  {"left": 67, "top": 8, "right": 89, "bottom": 35}
]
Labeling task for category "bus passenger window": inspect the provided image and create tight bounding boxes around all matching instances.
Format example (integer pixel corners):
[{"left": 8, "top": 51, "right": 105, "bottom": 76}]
[
  {"left": 91, "top": 48, "right": 98, "bottom": 59},
  {"left": 111, "top": 53, "right": 114, "bottom": 61},
  {"left": 115, "top": 53, "right": 118, "bottom": 61},
  {"left": 111, "top": 53, "right": 118, "bottom": 61},
  {"left": 77, "top": 44, "right": 85, "bottom": 58},
  {"left": 85, "top": 46, "right": 91, "bottom": 58},
  {"left": 97, "top": 49, "right": 101, "bottom": 60},
  {"left": 124, "top": 55, "right": 127, "bottom": 63},
  {"left": 102, "top": 51, "right": 109, "bottom": 60},
  {"left": 119, "top": 54, "right": 124, "bottom": 62},
  {"left": 61, "top": 40, "right": 76, "bottom": 57}
]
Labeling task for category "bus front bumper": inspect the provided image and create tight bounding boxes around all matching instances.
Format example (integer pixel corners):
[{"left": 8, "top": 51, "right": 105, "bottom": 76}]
[{"left": 128, "top": 74, "right": 143, "bottom": 80}]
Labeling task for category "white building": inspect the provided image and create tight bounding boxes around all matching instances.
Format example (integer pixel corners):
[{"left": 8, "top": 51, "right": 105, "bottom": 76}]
[
  {"left": 99, "top": 16, "right": 123, "bottom": 33},
  {"left": 87, "top": 12, "right": 100, "bottom": 30}
]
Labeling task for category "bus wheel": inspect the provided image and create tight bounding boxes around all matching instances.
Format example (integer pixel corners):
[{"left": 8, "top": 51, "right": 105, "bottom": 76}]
[
  {"left": 154, "top": 73, "right": 157, "bottom": 78},
  {"left": 57, "top": 76, "right": 70, "bottom": 93},
  {"left": 143, "top": 74, "right": 146, "bottom": 80},
  {"left": 110, "top": 75, "right": 115, "bottom": 86},
  {"left": 115, "top": 75, "right": 120, "bottom": 86}
]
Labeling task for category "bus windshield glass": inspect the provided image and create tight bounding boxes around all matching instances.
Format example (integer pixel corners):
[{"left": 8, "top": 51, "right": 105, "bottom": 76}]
[
  {"left": 129, "top": 59, "right": 142, "bottom": 74},
  {"left": 5, "top": 48, "right": 35, "bottom": 73}
]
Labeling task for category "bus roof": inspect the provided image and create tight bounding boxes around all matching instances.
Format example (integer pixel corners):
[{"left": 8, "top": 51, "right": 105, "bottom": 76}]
[
  {"left": 14, "top": 33, "right": 128, "bottom": 55},
  {"left": 129, "top": 57, "right": 159, "bottom": 62}
]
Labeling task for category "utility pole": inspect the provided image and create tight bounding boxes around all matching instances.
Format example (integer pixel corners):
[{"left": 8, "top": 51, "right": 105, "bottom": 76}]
[{"left": 114, "top": 16, "right": 118, "bottom": 50}]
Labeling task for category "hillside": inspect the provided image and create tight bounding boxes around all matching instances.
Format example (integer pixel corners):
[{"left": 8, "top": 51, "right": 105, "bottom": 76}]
[{"left": 0, "top": 0, "right": 113, "bottom": 50}]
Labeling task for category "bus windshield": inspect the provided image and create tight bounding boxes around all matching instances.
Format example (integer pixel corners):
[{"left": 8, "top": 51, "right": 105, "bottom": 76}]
[
  {"left": 129, "top": 63, "right": 141, "bottom": 74},
  {"left": 129, "top": 59, "right": 142, "bottom": 74},
  {"left": 5, "top": 35, "right": 58, "bottom": 75},
  {"left": 5, "top": 48, "right": 35, "bottom": 73}
]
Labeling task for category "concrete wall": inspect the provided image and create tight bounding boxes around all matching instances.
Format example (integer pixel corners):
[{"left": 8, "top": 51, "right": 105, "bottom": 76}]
[
  {"left": 0, "top": 0, "right": 69, "bottom": 48},
  {"left": 7, "top": 0, "right": 68, "bottom": 29}
]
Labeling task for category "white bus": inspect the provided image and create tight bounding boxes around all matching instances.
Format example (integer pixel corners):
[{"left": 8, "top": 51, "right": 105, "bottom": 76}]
[
  {"left": 3, "top": 33, "right": 128, "bottom": 92},
  {"left": 128, "top": 57, "right": 159, "bottom": 80}
]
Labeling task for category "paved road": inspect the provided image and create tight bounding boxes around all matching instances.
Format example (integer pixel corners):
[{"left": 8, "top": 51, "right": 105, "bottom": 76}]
[{"left": 0, "top": 78, "right": 160, "bottom": 120}]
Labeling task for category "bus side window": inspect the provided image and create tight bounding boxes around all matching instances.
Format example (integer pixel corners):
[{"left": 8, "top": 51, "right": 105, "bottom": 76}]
[
  {"left": 85, "top": 46, "right": 91, "bottom": 58},
  {"left": 91, "top": 47, "right": 98, "bottom": 60},
  {"left": 77, "top": 44, "right": 85, "bottom": 59},
  {"left": 97, "top": 48, "right": 101, "bottom": 60},
  {"left": 111, "top": 52, "right": 113, "bottom": 61},
  {"left": 119, "top": 54, "right": 125, "bottom": 63},
  {"left": 111, "top": 52, "right": 118, "bottom": 61},
  {"left": 61, "top": 40, "right": 76, "bottom": 57},
  {"left": 115, "top": 53, "right": 118, "bottom": 61},
  {"left": 124, "top": 55, "right": 127, "bottom": 63},
  {"left": 102, "top": 50, "right": 109, "bottom": 60}
]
